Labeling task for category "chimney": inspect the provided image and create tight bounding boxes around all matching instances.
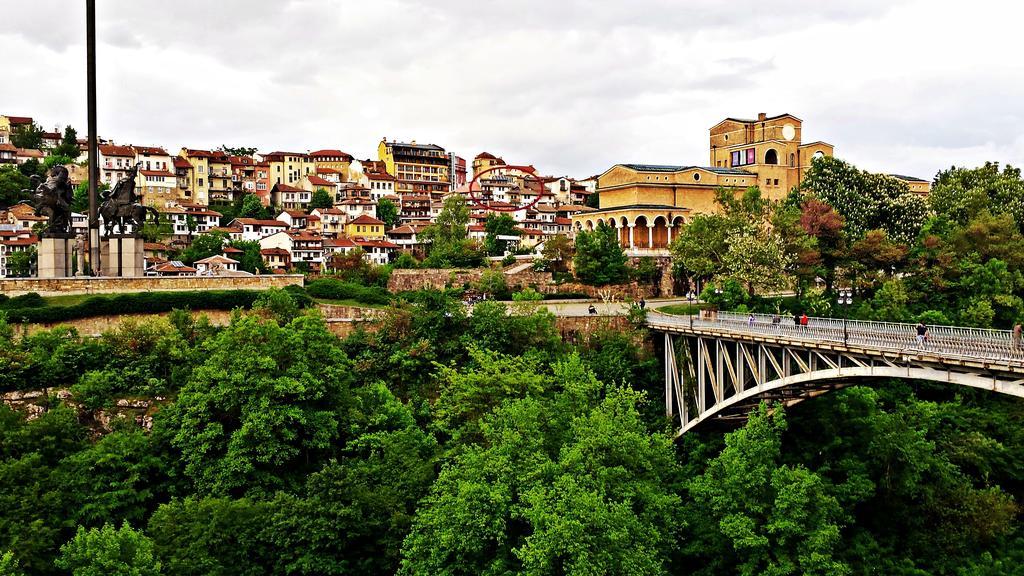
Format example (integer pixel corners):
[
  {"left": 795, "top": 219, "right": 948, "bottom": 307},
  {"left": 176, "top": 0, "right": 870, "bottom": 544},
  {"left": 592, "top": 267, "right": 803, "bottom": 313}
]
[{"left": 757, "top": 112, "right": 767, "bottom": 121}]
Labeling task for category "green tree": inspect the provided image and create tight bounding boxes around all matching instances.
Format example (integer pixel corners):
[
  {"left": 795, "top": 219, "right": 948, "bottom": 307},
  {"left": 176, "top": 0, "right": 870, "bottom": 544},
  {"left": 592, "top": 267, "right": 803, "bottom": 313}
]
[
  {"left": 930, "top": 162, "right": 1024, "bottom": 231},
  {"left": 217, "top": 145, "right": 258, "bottom": 156},
  {"left": 541, "top": 233, "right": 573, "bottom": 273},
  {"left": 721, "top": 229, "right": 793, "bottom": 296},
  {"left": 56, "top": 522, "right": 161, "bottom": 576},
  {"left": 472, "top": 267, "right": 507, "bottom": 297},
  {"left": 573, "top": 222, "right": 629, "bottom": 285},
  {"left": 584, "top": 189, "right": 600, "bottom": 208},
  {"left": 0, "top": 166, "right": 31, "bottom": 208},
  {"left": 670, "top": 213, "right": 733, "bottom": 287},
  {"left": 376, "top": 198, "right": 399, "bottom": 229},
  {"left": 483, "top": 213, "right": 519, "bottom": 256},
  {"left": 17, "top": 159, "right": 45, "bottom": 179},
  {"left": 689, "top": 404, "right": 848, "bottom": 576},
  {"left": 6, "top": 248, "right": 35, "bottom": 278},
  {"left": 237, "top": 193, "right": 267, "bottom": 219},
  {"left": 229, "top": 240, "right": 268, "bottom": 274},
  {"left": 155, "top": 314, "right": 353, "bottom": 496},
  {"left": 0, "top": 551, "right": 23, "bottom": 576},
  {"left": 421, "top": 195, "right": 483, "bottom": 268},
  {"left": 44, "top": 154, "right": 73, "bottom": 171},
  {"left": 180, "top": 231, "right": 228, "bottom": 265},
  {"left": 72, "top": 180, "right": 109, "bottom": 214},
  {"left": 53, "top": 126, "right": 81, "bottom": 159},
  {"left": 310, "top": 187, "right": 333, "bottom": 209},
  {"left": 10, "top": 122, "right": 43, "bottom": 150}
]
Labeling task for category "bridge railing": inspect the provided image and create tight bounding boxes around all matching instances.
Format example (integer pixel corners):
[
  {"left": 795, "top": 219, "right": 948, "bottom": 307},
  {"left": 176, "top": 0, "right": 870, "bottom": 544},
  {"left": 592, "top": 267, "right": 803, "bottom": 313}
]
[{"left": 648, "top": 310, "right": 1024, "bottom": 364}]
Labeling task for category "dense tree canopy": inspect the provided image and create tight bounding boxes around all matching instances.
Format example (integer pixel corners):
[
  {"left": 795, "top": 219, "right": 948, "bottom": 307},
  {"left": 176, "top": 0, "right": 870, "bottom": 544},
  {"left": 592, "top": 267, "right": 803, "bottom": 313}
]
[{"left": 573, "top": 222, "right": 629, "bottom": 285}]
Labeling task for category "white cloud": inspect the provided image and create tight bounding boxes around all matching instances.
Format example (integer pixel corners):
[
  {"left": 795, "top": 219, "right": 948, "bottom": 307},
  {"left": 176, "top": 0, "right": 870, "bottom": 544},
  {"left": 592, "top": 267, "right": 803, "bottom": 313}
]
[{"left": 1, "top": 0, "right": 1021, "bottom": 180}]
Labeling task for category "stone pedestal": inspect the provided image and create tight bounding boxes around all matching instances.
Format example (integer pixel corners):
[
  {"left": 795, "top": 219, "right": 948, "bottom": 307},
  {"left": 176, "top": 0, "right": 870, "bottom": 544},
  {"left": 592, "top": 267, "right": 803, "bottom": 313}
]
[
  {"left": 100, "top": 234, "right": 146, "bottom": 277},
  {"left": 37, "top": 235, "right": 75, "bottom": 278}
]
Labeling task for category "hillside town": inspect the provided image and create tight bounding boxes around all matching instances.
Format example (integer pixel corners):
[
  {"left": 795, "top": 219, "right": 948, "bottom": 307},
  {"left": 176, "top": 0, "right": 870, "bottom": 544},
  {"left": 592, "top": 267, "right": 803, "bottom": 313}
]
[{"left": 0, "top": 112, "right": 930, "bottom": 278}]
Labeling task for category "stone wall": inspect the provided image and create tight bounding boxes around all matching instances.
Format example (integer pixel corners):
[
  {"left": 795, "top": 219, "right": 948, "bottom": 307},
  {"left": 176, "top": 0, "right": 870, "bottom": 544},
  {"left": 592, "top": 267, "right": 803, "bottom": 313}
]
[
  {"left": 0, "top": 274, "right": 304, "bottom": 297},
  {"left": 2, "top": 388, "right": 166, "bottom": 434},
  {"left": 554, "top": 315, "right": 631, "bottom": 345},
  {"left": 19, "top": 304, "right": 378, "bottom": 337}
]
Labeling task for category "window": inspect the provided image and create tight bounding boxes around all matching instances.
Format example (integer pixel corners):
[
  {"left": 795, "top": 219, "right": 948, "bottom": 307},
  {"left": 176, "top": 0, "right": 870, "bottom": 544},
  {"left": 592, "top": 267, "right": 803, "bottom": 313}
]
[
  {"left": 773, "top": 179, "right": 779, "bottom": 186},
  {"left": 764, "top": 149, "right": 778, "bottom": 165},
  {"left": 789, "top": 153, "right": 795, "bottom": 167},
  {"left": 198, "top": 165, "right": 204, "bottom": 174},
  {"left": 198, "top": 178, "right": 204, "bottom": 187}
]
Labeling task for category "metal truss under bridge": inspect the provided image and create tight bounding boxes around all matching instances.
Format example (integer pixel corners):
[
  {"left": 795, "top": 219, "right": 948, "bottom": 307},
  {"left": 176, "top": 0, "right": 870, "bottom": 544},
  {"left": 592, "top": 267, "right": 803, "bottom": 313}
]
[{"left": 649, "top": 310, "right": 1024, "bottom": 437}]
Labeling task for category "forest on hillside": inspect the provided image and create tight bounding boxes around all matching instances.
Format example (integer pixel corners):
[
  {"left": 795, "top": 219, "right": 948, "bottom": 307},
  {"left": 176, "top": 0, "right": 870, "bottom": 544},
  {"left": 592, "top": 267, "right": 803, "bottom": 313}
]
[
  {"left": 0, "top": 286, "right": 1022, "bottom": 575},
  {"left": 5, "top": 157, "right": 1024, "bottom": 575}
]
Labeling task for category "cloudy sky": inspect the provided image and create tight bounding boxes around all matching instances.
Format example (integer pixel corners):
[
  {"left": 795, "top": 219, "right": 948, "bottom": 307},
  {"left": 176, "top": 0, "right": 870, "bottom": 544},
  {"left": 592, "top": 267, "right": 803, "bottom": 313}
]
[{"left": 3, "top": 0, "right": 1022, "bottom": 179}]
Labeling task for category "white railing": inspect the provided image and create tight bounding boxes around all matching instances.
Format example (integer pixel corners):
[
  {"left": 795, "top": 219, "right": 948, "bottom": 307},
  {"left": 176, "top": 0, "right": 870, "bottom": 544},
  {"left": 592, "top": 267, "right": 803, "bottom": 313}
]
[{"left": 649, "top": 310, "right": 1024, "bottom": 364}]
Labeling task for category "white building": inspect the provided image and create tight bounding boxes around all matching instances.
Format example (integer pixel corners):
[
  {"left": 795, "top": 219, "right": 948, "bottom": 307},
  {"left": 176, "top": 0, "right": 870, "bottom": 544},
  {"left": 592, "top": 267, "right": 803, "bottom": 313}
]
[
  {"left": 229, "top": 218, "right": 288, "bottom": 242},
  {"left": 98, "top": 144, "right": 136, "bottom": 187}
]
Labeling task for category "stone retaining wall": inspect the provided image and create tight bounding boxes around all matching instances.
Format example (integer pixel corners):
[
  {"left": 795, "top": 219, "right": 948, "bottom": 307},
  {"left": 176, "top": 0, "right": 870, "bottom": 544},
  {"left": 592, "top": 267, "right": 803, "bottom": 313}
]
[{"left": 0, "top": 274, "right": 304, "bottom": 297}]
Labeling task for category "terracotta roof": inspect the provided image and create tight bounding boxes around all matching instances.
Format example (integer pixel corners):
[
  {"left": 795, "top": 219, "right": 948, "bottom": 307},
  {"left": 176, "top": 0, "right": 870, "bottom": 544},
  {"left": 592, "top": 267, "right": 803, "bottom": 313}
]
[
  {"left": 261, "top": 248, "right": 290, "bottom": 256},
  {"left": 0, "top": 143, "right": 17, "bottom": 152},
  {"left": 144, "top": 242, "right": 170, "bottom": 251},
  {"left": 355, "top": 239, "right": 400, "bottom": 249},
  {"left": 4, "top": 116, "right": 32, "bottom": 125},
  {"left": 324, "top": 237, "right": 357, "bottom": 248},
  {"left": 41, "top": 131, "right": 60, "bottom": 140},
  {"left": 141, "top": 170, "right": 176, "bottom": 178},
  {"left": 387, "top": 225, "right": 417, "bottom": 235},
  {"left": 262, "top": 151, "right": 307, "bottom": 159},
  {"left": 194, "top": 255, "right": 239, "bottom": 265},
  {"left": 173, "top": 156, "right": 192, "bottom": 169},
  {"left": 282, "top": 210, "right": 307, "bottom": 218},
  {"left": 134, "top": 146, "right": 169, "bottom": 155},
  {"left": 98, "top": 144, "right": 134, "bottom": 157},
  {"left": 309, "top": 149, "right": 353, "bottom": 160},
  {"left": 401, "top": 195, "right": 431, "bottom": 203},
  {"left": 314, "top": 207, "right": 344, "bottom": 215},
  {"left": 183, "top": 148, "right": 213, "bottom": 158},
  {"left": 307, "top": 175, "right": 335, "bottom": 186},
  {"left": 316, "top": 167, "right": 340, "bottom": 174},
  {"left": 235, "top": 218, "right": 287, "bottom": 227},
  {"left": 349, "top": 214, "right": 384, "bottom": 226},
  {"left": 222, "top": 246, "right": 244, "bottom": 253},
  {"left": 152, "top": 262, "right": 196, "bottom": 273},
  {"left": 367, "top": 170, "right": 396, "bottom": 181},
  {"left": 475, "top": 151, "right": 497, "bottom": 160},
  {"left": 338, "top": 198, "right": 374, "bottom": 205},
  {"left": 1, "top": 237, "right": 39, "bottom": 247},
  {"left": 273, "top": 183, "right": 304, "bottom": 192},
  {"left": 17, "top": 149, "right": 45, "bottom": 159}
]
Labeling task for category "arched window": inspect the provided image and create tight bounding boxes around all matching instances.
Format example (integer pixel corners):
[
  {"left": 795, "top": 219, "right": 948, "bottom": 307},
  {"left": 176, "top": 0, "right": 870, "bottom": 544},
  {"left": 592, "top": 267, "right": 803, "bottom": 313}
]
[
  {"left": 765, "top": 149, "right": 779, "bottom": 165},
  {"left": 789, "top": 153, "right": 795, "bottom": 167}
]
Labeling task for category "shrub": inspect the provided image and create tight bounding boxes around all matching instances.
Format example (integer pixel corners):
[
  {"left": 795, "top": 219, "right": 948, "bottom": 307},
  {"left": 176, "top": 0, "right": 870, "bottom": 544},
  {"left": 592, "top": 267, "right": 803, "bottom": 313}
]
[
  {"left": 305, "top": 278, "right": 391, "bottom": 306},
  {"left": 0, "top": 292, "right": 45, "bottom": 310},
  {"left": 1, "top": 290, "right": 271, "bottom": 324}
]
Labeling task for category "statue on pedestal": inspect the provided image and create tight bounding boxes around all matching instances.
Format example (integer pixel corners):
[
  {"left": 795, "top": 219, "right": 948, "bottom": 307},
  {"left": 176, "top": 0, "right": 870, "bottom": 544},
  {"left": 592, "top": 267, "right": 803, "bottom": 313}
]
[
  {"left": 99, "top": 163, "right": 159, "bottom": 236},
  {"left": 22, "top": 166, "right": 74, "bottom": 236}
]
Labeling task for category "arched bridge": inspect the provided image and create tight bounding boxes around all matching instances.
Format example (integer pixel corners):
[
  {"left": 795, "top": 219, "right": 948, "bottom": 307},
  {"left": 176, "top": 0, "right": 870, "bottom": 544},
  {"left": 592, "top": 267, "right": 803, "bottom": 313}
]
[{"left": 648, "top": 310, "right": 1024, "bottom": 437}]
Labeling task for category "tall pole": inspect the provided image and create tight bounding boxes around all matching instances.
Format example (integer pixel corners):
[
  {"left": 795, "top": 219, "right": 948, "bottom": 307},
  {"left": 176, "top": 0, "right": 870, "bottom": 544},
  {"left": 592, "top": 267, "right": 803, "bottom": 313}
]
[{"left": 86, "top": 0, "right": 100, "bottom": 275}]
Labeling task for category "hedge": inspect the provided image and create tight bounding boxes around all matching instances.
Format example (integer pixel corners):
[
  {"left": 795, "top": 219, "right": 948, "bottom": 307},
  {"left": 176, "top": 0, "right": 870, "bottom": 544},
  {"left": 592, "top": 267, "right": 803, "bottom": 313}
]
[
  {"left": 305, "top": 278, "right": 392, "bottom": 306},
  {"left": 1, "top": 290, "right": 279, "bottom": 324}
]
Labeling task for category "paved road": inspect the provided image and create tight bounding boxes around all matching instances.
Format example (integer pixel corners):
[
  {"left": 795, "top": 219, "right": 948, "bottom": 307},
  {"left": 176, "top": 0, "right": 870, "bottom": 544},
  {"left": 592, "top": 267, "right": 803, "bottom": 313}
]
[{"left": 541, "top": 298, "right": 689, "bottom": 317}]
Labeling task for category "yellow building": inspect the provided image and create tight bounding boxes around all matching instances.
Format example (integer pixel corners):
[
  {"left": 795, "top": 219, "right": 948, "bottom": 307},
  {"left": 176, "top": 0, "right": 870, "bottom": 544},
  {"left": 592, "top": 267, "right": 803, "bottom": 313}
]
[
  {"left": 344, "top": 214, "right": 385, "bottom": 239},
  {"left": 263, "top": 151, "right": 314, "bottom": 189},
  {"left": 309, "top": 149, "right": 353, "bottom": 179},
  {"left": 179, "top": 148, "right": 212, "bottom": 206},
  {"left": 207, "top": 151, "right": 233, "bottom": 203},
  {"left": 572, "top": 112, "right": 837, "bottom": 253},
  {"left": 378, "top": 139, "right": 450, "bottom": 201}
]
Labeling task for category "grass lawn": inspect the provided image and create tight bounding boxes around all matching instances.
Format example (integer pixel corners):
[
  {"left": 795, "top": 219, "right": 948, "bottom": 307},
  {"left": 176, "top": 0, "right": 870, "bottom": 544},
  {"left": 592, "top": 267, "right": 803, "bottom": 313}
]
[
  {"left": 657, "top": 303, "right": 705, "bottom": 316},
  {"left": 41, "top": 293, "right": 95, "bottom": 307}
]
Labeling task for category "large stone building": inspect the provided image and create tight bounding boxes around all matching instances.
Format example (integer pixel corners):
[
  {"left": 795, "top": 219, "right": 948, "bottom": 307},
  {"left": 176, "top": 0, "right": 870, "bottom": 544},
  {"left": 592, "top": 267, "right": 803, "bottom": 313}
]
[
  {"left": 378, "top": 139, "right": 451, "bottom": 201},
  {"left": 572, "top": 113, "right": 838, "bottom": 253}
]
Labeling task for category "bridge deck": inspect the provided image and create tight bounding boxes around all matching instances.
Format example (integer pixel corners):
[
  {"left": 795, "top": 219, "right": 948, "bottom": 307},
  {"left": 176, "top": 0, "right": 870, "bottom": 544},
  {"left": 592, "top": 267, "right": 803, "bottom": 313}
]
[{"left": 649, "top": 310, "right": 1024, "bottom": 370}]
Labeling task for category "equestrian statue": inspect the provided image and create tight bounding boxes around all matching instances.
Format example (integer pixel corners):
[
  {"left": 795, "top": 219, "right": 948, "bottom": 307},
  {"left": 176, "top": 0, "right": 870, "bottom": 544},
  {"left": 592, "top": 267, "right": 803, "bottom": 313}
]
[
  {"left": 99, "top": 163, "right": 159, "bottom": 236},
  {"left": 19, "top": 165, "right": 75, "bottom": 235}
]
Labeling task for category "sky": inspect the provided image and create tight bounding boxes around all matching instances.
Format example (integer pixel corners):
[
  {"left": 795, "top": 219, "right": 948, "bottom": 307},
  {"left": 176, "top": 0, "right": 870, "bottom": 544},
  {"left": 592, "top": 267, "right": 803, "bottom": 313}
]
[{"left": 3, "top": 0, "right": 1023, "bottom": 180}]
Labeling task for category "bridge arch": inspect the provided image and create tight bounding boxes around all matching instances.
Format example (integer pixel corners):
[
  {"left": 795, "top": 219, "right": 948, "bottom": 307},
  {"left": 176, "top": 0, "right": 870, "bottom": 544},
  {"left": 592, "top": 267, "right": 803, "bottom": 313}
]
[{"left": 652, "top": 310, "right": 1024, "bottom": 437}]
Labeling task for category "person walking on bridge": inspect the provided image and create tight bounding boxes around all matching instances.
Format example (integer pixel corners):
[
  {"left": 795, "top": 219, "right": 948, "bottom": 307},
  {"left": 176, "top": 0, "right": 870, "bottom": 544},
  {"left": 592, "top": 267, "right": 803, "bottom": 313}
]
[
  {"left": 916, "top": 321, "right": 928, "bottom": 348},
  {"left": 1013, "top": 322, "right": 1022, "bottom": 352},
  {"left": 800, "top": 313, "right": 809, "bottom": 331}
]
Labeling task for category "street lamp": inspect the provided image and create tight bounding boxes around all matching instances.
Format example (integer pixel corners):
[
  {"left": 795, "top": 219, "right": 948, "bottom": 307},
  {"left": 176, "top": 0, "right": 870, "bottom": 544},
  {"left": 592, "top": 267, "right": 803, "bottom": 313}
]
[
  {"left": 686, "top": 290, "right": 695, "bottom": 328},
  {"left": 838, "top": 288, "right": 853, "bottom": 344}
]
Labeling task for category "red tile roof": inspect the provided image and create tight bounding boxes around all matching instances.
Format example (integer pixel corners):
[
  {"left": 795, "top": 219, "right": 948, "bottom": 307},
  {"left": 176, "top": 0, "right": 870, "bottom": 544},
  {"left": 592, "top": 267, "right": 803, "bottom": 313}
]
[
  {"left": 307, "top": 175, "right": 335, "bottom": 186},
  {"left": 0, "top": 143, "right": 17, "bottom": 152},
  {"left": 272, "top": 183, "right": 304, "bottom": 192},
  {"left": 235, "top": 218, "right": 287, "bottom": 227},
  {"left": 316, "top": 167, "right": 341, "bottom": 174},
  {"left": 261, "top": 248, "right": 290, "bottom": 256},
  {"left": 324, "top": 237, "right": 357, "bottom": 248},
  {"left": 134, "top": 146, "right": 169, "bottom": 155},
  {"left": 173, "top": 156, "right": 192, "bottom": 169},
  {"left": 282, "top": 210, "right": 307, "bottom": 218},
  {"left": 5, "top": 116, "right": 32, "bottom": 125},
  {"left": 262, "top": 151, "right": 307, "bottom": 159},
  {"left": 349, "top": 214, "right": 384, "bottom": 226},
  {"left": 355, "top": 239, "right": 400, "bottom": 249},
  {"left": 367, "top": 170, "right": 396, "bottom": 181},
  {"left": 141, "top": 170, "right": 176, "bottom": 178},
  {"left": 183, "top": 148, "right": 213, "bottom": 158},
  {"left": 99, "top": 144, "right": 135, "bottom": 157},
  {"left": 309, "top": 149, "right": 353, "bottom": 160},
  {"left": 152, "top": 262, "right": 196, "bottom": 273}
]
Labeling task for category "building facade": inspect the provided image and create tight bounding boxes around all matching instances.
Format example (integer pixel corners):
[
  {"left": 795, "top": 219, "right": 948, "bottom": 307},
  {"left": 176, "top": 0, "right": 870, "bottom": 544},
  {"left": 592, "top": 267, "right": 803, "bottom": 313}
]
[{"left": 378, "top": 139, "right": 451, "bottom": 201}]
